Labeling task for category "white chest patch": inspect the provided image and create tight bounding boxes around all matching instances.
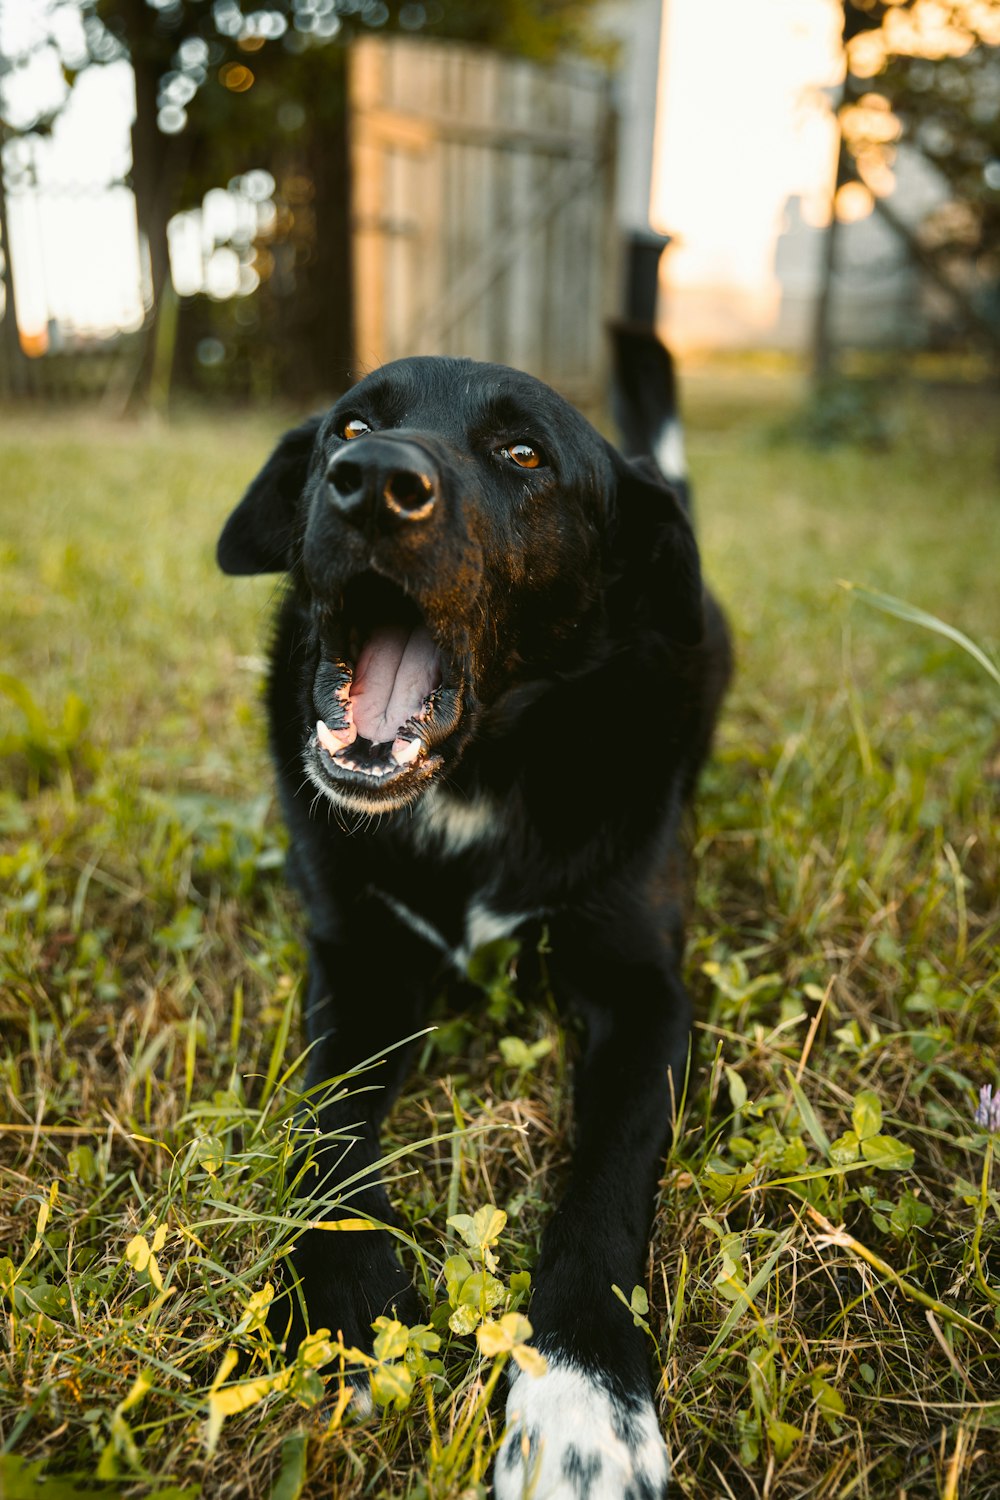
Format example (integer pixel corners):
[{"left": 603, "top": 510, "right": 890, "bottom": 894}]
[
  {"left": 386, "top": 791, "right": 537, "bottom": 969},
  {"left": 457, "top": 899, "right": 536, "bottom": 969},
  {"left": 411, "top": 787, "right": 502, "bottom": 858},
  {"left": 495, "top": 1361, "right": 669, "bottom": 1500}
]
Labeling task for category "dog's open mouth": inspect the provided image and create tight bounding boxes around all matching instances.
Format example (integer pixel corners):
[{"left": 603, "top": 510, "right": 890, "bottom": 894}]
[{"left": 308, "top": 573, "right": 464, "bottom": 804}]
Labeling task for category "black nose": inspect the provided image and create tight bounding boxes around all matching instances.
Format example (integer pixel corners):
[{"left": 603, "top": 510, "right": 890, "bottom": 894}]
[{"left": 326, "top": 436, "right": 437, "bottom": 528}]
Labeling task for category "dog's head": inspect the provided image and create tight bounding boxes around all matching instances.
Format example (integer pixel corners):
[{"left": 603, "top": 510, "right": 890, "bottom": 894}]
[{"left": 218, "top": 356, "right": 702, "bottom": 814}]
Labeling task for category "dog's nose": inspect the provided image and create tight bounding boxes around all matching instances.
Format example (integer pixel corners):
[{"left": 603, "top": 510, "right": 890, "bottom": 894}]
[{"left": 326, "top": 437, "right": 437, "bottom": 527}]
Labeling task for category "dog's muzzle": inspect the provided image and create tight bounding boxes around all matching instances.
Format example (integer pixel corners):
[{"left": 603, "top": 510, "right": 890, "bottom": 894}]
[{"left": 305, "top": 568, "right": 467, "bottom": 813}]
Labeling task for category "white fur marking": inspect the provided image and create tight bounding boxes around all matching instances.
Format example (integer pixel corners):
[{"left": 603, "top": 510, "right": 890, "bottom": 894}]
[
  {"left": 495, "top": 1361, "right": 669, "bottom": 1500},
  {"left": 411, "top": 788, "right": 501, "bottom": 858},
  {"left": 346, "top": 1377, "right": 372, "bottom": 1420},
  {"left": 456, "top": 899, "right": 537, "bottom": 969},
  {"left": 374, "top": 890, "right": 451, "bottom": 956},
  {"left": 653, "top": 417, "right": 687, "bottom": 483}
]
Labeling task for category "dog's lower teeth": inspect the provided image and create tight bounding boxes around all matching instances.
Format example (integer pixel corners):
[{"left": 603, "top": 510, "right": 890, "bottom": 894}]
[
  {"left": 391, "top": 737, "right": 423, "bottom": 766},
  {"left": 320, "top": 723, "right": 425, "bottom": 777},
  {"left": 317, "top": 718, "right": 356, "bottom": 753}
]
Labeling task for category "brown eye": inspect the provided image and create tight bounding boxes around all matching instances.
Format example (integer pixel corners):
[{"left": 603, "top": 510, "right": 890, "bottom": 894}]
[
  {"left": 342, "top": 417, "right": 370, "bottom": 440},
  {"left": 503, "top": 443, "right": 541, "bottom": 469}
]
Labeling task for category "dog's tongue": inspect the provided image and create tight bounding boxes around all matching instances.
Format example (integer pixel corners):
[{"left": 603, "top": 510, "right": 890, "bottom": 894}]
[{"left": 351, "top": 624, "right": 440, "bottom": 743}]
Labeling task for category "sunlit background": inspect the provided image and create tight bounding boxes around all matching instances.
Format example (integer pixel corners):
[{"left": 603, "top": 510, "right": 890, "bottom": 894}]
[
  {"left": 0, "top": 0, "right": 997, "bottom": 392},
  {"left": 3, "top": 0, "right": 847, "bottom": 346}
]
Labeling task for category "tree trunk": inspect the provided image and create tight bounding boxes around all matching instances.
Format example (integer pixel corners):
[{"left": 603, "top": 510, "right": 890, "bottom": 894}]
[
  {"left": 811, "top": 135, "right": 845, "bottom": 385},
  {"left": 0, "top": 147, "right": 31, "bottom": 396},
  {"left": 299, "top": 85, "right": 354, "bottom": 399},
  {"left": 812, "top": 74, "right": 857, "bottom": 385},
  {"left": 118, "top": 0, "right": 183, "bottom": 405},
  {"left": 271, "top": 49, "right": 355, "bottom": 401},
  {"left": 814, "top": 1, "right": 886, "bottom": 386}
]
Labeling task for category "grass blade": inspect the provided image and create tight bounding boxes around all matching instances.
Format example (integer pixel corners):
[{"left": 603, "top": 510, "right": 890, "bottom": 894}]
[{"left": 841, "top": 582, "right": 1000, "bottom": 691}]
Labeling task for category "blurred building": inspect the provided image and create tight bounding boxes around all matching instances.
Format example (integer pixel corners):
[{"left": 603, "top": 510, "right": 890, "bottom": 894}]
[{"left": 772, "top": 143, "right": 947, "bottom": 351}]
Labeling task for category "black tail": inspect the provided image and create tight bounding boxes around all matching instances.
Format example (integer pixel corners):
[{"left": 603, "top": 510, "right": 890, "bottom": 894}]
[{"left": 609, "top": 320, "right": 690, "bottom": 513}]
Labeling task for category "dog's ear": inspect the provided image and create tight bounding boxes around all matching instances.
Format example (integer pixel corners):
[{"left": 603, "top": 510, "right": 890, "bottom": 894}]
[
  {"left": 217, "top": 416, "right": 323, "bottom": 575},
  {"left": 608, "top": 454, "right": 704, "bottom": 646}
]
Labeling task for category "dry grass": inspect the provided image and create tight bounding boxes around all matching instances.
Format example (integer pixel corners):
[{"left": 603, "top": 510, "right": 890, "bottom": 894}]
[{"left": 1, "top": 377, "right": 999, "bottom": 1498}]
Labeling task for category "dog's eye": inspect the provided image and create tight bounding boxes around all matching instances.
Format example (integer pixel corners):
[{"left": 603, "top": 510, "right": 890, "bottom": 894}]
[
  {"left": 341, "top": 418, "right": 371, "bottom": 440},
  {"left": 502, "top": 443, "right": 542, "bottom": 469}
]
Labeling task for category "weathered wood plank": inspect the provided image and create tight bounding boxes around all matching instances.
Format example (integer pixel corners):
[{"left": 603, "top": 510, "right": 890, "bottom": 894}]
[{"left": 348, "top": 35, "right": 616, "bottom": 404}]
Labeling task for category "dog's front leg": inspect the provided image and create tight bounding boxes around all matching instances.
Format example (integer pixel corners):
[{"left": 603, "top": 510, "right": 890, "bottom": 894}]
[
  {"left": 495, "top": 909, "right": 687, "bottom": 1500},
  {"left": 268, "top": 897, "right": 445, "bottom": 1393}
]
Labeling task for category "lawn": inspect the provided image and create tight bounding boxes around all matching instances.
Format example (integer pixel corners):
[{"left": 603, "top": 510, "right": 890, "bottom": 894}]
[{"left": 1, "top": 374, "right": 999, "bottom": 1499}]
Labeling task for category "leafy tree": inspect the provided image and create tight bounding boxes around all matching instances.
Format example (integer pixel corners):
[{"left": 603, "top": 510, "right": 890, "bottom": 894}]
[
  {"left": 819, "top": 0, "right": 1000, "bottom": 373},
  {"left": 1, "top": 0, "right": 607, "bottom": 401}
]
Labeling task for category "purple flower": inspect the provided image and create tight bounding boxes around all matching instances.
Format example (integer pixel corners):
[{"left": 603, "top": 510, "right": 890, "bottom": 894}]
[{"left": 974, "top": 1085, "right": 1000, "bottom": 1133}]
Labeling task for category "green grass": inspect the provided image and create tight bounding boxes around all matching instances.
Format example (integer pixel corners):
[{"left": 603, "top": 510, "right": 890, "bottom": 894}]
[{"left": 1, "top": 380, "right": 999, "bottom": 1498}]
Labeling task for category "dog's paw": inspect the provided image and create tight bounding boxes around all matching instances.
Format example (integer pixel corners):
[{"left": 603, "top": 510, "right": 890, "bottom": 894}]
[
  {"left": 495, "top": 1359, "right": 669, "bottom": 1500},
  {"left": 265, "top": 1223, "right": 419, "bottom": 1367},
  {"left": 333, "top": 1373, "right": 373, "bottom": 1422}
]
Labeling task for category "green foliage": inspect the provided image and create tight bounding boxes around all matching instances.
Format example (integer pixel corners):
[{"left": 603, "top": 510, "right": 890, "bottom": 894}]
[
  {"left": 841, "top": 2, "right": 1000, "bottom": 351},
  {"left": 0, "top": 672, "right": 92, "bottom": 784},
  {"left": 778, "top": 376, "right": 896, "bottom": 449}
]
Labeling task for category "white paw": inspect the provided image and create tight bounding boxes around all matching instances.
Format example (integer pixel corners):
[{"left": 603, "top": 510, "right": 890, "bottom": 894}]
[
  {"left": 345, "top": 1375, "right": 373, "bottom": 1419},
  {"left": 494, "top": 1359, "right": 669, "bottom": 1500}
]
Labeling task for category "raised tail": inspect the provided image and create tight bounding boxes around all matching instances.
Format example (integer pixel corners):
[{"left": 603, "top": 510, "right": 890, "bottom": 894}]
[{"left": 609, "top": 320, "right": 690, "bottom": 512}]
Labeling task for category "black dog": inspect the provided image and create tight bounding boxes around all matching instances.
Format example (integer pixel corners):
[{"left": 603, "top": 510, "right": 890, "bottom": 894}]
[{"left": 217, "top": 328, "right": 730, "bottom": 1498}]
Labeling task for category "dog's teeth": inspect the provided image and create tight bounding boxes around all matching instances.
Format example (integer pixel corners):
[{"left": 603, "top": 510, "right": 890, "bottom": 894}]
[
  {"left": 317, "top": 719, "right": 357, "bottom": 753},
  {"left": 391, "top": 737, "right": 423, "bottom": 766}
]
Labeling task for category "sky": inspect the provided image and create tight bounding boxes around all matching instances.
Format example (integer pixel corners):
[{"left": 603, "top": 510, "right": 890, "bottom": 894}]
[
  {"left": 653, "top": 0, "right": 843, "bottom": 348},
  {"left": 0, "top": 0, "right": 844, "bottom": 348}
]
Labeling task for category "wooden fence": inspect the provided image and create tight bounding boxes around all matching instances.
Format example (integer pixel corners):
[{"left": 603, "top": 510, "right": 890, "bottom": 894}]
[
  {"left": 0, "top": 38, "right": 619, "bottom": 409},
  {"left": 348, "top": 37, "right": 618, "bottom": 411}
]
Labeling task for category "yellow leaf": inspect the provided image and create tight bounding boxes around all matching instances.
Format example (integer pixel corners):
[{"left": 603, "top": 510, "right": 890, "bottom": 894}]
[
  {"left": 125, "top": 1234, "right": 150, "bottom": 1273},
  {"left": 477, "top": 1319, "right": 510, "bottom": 1357},
  {"left": 372, "top": 1318, "right": 407, "bottom": 1363},
  {"left": 498, "top": 1312, "right": 533, "bottom": 1344},
  {"left": 511, "top": 1344, "right": 547, "bottom": 1377},
  {"left": 371, "top": 1360, "right": 413, "bottom": 1409},
  {"left": 119, "top": 1370, "right": 153, "bottom": 1414},
  {"left": 130, "top": 1132, "right": 176, "bottom": 1161},
  {"left": 147, "top": 1254, "right": 164, "bottom": 1292},
  {"left": 327, "top": 1380, "right": 356, "bottom": 1430},
  {"left": 210, "top": 1348, "right": 240, "bottom": 1394},
  {"left": 298, "top": 1331, "right": 338, "bottom": 1368},
  {"left": 210, "top": 1370, "right": 287, "bottom": 1418},
  {"left": 242, "top": 1282, "right": 274, "bottom": 1333},
  {"left": 309, "top": 1217, "right": 378, "bottom": 1232},
  {"left": 472, "top": 1206, "right": 507, "bottom": 1247},
  {"left": 205, "top": 1369, "right": 291, "bottom": 1457},
  {"left": 449, "top": 1304, "right": 481, "bottom": 1336},
  {"left": 151, "top": 1223, "right": 168, "bottom": 1253},
  {"left": 177, "top": 1223, "right": 208, "bottom": 1252}
]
